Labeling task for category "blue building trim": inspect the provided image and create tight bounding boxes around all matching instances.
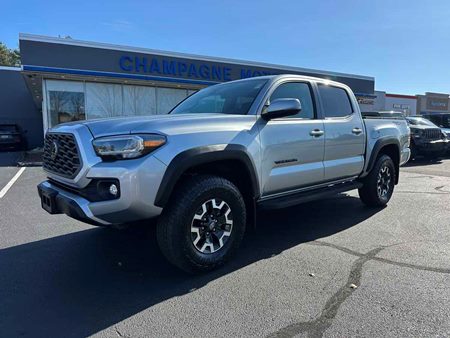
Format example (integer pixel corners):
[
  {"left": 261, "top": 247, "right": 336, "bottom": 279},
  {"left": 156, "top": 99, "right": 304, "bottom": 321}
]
[{"left": 22, "top": 65, "right": 221, "bottom": 86}]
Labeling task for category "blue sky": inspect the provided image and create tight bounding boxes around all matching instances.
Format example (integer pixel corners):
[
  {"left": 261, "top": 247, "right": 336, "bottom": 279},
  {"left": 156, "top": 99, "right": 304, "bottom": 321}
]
[{"left": 2, "top": 0, "right": 449, "bottom": 95}]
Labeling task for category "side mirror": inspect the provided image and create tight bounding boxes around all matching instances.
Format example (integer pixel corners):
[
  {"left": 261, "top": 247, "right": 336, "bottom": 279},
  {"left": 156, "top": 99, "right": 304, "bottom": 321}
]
[{"left": 262, "top": 98, "right": 302, "bottom": 120}]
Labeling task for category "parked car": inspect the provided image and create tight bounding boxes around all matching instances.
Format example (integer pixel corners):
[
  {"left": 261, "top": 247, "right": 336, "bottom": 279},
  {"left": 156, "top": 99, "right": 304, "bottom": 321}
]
[
  {"left": 38, "top": 75, "right": 410, "bottom": 273},
  {"left": 0, "top": 124, "right": 25, "bottom": 150},
  {"left": 421, "top": 112, "right": 450, "bottom": 145},
  {"left": 406, "top": 116, "right": 448, "bottom": 159}
]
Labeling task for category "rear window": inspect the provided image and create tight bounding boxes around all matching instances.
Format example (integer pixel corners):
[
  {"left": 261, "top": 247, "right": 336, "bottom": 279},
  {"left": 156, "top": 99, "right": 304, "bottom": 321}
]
[{"left": 318, "top": 85, "right": 353, "bottom": 118}]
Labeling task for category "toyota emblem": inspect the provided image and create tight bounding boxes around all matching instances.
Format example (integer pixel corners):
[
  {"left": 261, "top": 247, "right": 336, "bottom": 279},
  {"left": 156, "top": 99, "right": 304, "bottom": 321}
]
[{"left": 50, "top": 140, "right": 59, "bottom": 160}]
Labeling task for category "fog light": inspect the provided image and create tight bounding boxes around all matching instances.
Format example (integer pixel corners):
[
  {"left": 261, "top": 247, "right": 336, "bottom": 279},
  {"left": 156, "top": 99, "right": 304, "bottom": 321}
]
[{"left": 109, "top": 184, "right": 118, "bottom": 196}]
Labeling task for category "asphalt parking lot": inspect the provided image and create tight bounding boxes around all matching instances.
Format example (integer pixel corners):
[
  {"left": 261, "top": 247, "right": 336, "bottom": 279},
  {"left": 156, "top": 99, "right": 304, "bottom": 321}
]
[{"left": 0, "top": 158, "right": 449, "bottom": 337}]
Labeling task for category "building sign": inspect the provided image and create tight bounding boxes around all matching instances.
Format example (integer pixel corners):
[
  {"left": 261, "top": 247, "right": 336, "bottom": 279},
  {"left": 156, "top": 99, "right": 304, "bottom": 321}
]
[
  {"left": 118, "top": 55, "right": 280, "bottom": 82},
  {"left": 426, "top": 97, "right": 449, "bottom": 111},
  {"left": 357, "top": 97, "right": 374, "bottom": 105},
  {"left": 356, "top": 94, "right": 375, "bottom": 105}
]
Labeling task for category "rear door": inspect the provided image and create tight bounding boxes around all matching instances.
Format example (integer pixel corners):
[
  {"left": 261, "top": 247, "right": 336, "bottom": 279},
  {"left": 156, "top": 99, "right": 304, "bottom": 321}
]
[
  {"left": 258, "top": 81, "right": 325, "bottom": 196},
  {"left": 318, "top": 84, "right": 366, "bottom": 181}
]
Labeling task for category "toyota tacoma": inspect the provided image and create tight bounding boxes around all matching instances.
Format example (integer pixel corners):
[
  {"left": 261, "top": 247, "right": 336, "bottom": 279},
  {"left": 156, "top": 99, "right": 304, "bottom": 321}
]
[{"left": 38, "top": 75, "right": 410, "bottom": 273}]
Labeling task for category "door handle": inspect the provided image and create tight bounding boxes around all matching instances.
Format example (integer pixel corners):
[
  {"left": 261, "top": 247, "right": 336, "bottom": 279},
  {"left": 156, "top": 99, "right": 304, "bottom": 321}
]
[
  {"left": 310, "top": 129, "right": 324, "bottom": 137},
  {"left": 352, "top": 128, "right": 363, "bottom": 135}
]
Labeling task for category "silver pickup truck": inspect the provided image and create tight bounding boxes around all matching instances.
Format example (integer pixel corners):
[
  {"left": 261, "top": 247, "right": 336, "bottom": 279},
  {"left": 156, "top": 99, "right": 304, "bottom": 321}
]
[{"left": 38, "top": 75, "right": 410, "bottom": 272}]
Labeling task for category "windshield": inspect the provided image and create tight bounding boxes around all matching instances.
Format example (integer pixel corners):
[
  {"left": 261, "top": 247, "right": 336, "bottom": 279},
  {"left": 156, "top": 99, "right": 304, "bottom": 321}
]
[
  {"left": 171, "top": 79, "right": 267, "bottom": 115},
  {"left": 0, "top": 125, "right": 17, "bottom": 132},
  {"left": 406, "top": 117, "right": 438, "bottom": 127}
]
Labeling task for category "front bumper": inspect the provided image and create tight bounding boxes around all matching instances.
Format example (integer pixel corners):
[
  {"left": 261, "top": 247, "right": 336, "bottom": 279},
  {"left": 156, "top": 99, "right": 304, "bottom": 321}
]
[
  {"left": 38, "top": 154, "right": 167, "bottom": 225},
  {"left": 413, "top": 139, "right": 448, "bottom": 155},
  {"left": 38, "top": 181, "right": 110, "bottom": 226}
]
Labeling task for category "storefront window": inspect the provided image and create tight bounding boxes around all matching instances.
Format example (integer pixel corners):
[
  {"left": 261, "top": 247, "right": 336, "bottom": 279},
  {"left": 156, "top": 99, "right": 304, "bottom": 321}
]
[
  {"left": 46, "top": 80, "right": 86, "bottom": 127},
  {"left": 157, "top": 88, "right": 189, "bottom": 114},
  {"left": 86, "top": 83, "right": 123, "bottom": 119},
  {"left": 123, "top": 85, "right": 156, "bottom": 116},
  {"left": 44, "top": 79, "right": 194, "bottom": 129}
]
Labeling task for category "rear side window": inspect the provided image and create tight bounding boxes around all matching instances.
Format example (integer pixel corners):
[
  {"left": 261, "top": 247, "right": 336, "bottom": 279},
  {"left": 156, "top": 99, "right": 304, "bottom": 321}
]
[
  {"left": 269, "top": 82, "right": 315, "bottom": 119},
  {"left": 318, "top": 85, "right": 353, "bottom": 118}
]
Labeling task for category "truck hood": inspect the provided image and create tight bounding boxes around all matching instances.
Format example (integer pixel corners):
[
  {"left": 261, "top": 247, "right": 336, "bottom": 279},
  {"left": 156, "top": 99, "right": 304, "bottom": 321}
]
[{"left": 75, "top": 114, "right": 257, "bottom": 138}]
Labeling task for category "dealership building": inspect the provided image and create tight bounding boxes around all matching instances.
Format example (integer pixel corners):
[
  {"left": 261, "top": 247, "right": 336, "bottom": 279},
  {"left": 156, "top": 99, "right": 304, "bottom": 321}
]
[
  {"left": 0, "top": 33, "right": 379, "bottom": 149},
  {"left": 5, "top": 34, "right": 449, "bottom": 150}
]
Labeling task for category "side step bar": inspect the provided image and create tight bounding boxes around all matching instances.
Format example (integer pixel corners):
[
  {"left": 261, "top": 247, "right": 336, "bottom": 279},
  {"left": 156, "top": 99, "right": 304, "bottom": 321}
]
[{"left": 257, "top": 181, "right": 363, "bottom": 210}]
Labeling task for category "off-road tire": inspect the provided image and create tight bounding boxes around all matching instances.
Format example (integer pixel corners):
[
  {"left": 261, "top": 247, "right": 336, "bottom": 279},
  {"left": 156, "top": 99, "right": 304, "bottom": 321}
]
[
  {"left": 156, "top": 175, "right": 246, "bottom": 273},
  {"left": 359, "top": 154, "right": 396, "bottom": 207}
]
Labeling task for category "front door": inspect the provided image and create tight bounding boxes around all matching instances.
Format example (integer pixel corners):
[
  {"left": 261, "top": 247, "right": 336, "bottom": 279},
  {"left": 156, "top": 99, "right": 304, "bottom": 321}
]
[{"left": 258, "top": 81, "right": 325, "bottom": 196}]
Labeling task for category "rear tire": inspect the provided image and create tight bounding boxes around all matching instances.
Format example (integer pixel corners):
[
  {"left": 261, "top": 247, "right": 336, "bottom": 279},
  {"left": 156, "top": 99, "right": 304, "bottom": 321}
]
[
  {"left": 156, "top": 175, "right": 246, "bottom": 273},
  {"left": 359, "top": 154, "right": 396, "bottom": 207}
]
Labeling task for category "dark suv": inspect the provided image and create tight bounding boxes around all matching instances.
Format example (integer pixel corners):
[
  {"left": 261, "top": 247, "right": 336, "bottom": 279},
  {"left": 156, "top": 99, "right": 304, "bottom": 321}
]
[
  {"left": 0, "top": 124, "right": 25, "bottom": 150},
  {"left": 421, "top": 112, "right": 450, "bottom": 142},
  {"left": 406, "top": 117, "right": 448, "bottom": 159}
]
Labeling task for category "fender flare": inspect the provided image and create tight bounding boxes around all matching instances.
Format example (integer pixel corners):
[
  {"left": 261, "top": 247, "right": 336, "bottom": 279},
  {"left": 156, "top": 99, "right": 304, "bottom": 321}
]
[
  {"left": 154, "top": 144, "right": 260, "bottom": 208},
  {"left": 364, "top": 137, "right": 401, "bottom": 183}
]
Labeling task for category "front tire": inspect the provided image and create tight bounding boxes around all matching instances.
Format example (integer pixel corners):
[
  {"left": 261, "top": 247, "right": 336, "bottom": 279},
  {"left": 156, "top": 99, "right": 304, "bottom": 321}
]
[
  {"left": 359, "top": 154, "right": 396, "bottom": 207},
  {"left": 156, "top": 175, "right": 246, "bottom": 273}
]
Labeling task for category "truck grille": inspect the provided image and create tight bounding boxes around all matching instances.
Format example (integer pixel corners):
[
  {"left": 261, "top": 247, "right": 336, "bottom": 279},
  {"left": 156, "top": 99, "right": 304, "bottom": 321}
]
[
  {"left": 43, "top": 133, "right": 82, "bottom": 179},
  {"left": 423, "top": 129, "right": 442, "bottom": 140}
]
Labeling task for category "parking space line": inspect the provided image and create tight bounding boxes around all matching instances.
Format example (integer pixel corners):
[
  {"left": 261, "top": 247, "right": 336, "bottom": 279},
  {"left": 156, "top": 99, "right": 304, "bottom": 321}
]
[{"left": 0, "top": 167, "right": 26, "bottom": 199}]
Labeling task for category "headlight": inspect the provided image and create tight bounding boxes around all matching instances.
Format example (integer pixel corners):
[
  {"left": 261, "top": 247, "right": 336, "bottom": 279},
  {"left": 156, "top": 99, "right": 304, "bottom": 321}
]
[{"left": 93, "top": 134, "right": 166, "bottom": 160}]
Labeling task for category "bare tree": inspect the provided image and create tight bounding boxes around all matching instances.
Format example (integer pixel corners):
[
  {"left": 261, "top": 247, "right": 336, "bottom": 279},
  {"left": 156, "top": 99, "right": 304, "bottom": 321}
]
[
  {"left": 70, "top": 93, "right": 85, "bottom": 120},
  {"left": 49, "top": 91, "right": 69, "bottom": 124}
]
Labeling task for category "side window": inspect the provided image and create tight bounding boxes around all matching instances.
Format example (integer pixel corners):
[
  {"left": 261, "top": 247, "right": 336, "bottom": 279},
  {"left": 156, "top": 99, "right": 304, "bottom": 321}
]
[
  {"left": 318, "top": 85, "right": 353, "bottom": 118},
  {"left": 269, "top": 82, "right": 315, "bottom": 119}
]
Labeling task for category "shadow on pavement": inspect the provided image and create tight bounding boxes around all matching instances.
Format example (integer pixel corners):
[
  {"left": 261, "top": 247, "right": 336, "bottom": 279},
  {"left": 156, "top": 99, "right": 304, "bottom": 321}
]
[
  {"left": 0, "top": 195, "right": 381, "bottom": 337},
  {"left": 403, "top": 158, "right": 443, "bottom": 167}
]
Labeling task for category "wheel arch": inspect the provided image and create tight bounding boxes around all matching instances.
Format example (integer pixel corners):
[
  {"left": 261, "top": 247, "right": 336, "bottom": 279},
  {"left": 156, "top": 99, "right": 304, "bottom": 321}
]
[
  {"left": 154, "top": 144, "right": 260, "bottom": 208},
  {"left": 365, "top": 138, "right": 401, "bottom": 184}
]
